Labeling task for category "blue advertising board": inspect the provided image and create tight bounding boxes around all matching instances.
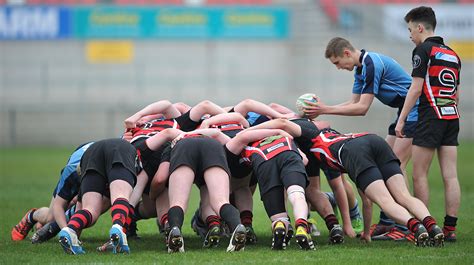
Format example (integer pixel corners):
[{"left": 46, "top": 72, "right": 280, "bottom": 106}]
[
  {"left": 0, "top": 6, "right": 288, "bottom": 40},
  {"left": 0, "top": 6, "right": 71, "bottom": 39},
  {"left": 74, "top": 7, "right": 289, "bottom": 39}
]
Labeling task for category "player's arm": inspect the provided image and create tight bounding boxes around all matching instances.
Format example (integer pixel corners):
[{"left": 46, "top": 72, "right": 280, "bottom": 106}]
[
  {"left": 129, "top": 170, "right": 149, "bottom": 207},
  {"left": 226, "top": 129, "right": 292, "bottom": 155},
  {"left": 233, "top": 99, "right": 289, "bottom": 119},
  {"left": 188, "top": 100, "right": 226, "bottom": 122},
  {"left": 304, "top": 93, "right": 374, "bottom": 118},
  {"left": 395, "top": 77, "right": 424, "bottom": 137},
  {"left": 145, "top": 128, "right": 183, "bottom": 150},
  {"left": 242, "top": 118, "right": 303, "bottom": 138},
  {"left": 125, "top": 100, "right": 181, "bottom": 128},
  {"left": 173, "top": 102, "right": 191, "bottom": 114},
  {"left": 200, "top": 112, "right": 249, "bottom": 129},
  {"left": 359, "top": 189, "right": 373, "bottom": 243},
  {"left": 268, "top": 102, "right": 295, "bottom": 114},
  {"left": 328, "top": 175, "right": 356, "bottom": 238},
  {"left": 52, "top": 196, "right": 70, "bottom": 229}
]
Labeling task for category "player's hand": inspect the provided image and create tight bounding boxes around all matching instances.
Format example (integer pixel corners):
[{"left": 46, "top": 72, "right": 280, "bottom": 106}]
[
  {"left": 395, "top": 120, "right": 405, "bottom": 138},
  {"left": 360, "top": 231, "right": 371, "bottom": 243},
  {"left": 277, "top": 129, "right": 293, "bottom": 140},
  {"left": 344, "top": 226, "right": 357, "bottom": 238},
  {"left": 124, "top": 114, "right": 140, "bottom": 129},
  {"left": 303, "top": 98, "right": 325, "bottom": 119},
  {"left": 171, "top": 132, "right": 186, "bottom": 148},
  {"left": 122, "top": 131, "right": 133, "bottom": 142}
]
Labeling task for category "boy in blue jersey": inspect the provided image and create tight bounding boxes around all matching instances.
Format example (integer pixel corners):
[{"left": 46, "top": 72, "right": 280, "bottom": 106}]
[
  {"left": 303, "top": 37, "right": 418, "bottom": 241},
  {"left": 11, "top": 142, "right": 94, "bottom": 242}
]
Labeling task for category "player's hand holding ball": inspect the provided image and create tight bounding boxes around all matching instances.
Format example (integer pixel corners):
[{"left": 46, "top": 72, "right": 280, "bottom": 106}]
[{"left": 295, "top": 93, "right": 321, "bottom": 119}]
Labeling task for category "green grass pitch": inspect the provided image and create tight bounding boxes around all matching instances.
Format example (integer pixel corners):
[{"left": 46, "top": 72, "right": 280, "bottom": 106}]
[{"left": 1, "top": 143, "right": 474, "bottom": 264}]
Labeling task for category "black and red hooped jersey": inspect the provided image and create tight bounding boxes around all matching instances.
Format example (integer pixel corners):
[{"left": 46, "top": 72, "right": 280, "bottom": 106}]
[
  {"left": 241, "top": 135, "right": 298, "bottom": 165},
  {"left": 411, "top": 37, "right": 461, "bottom": 120},
  {"left": 309, "top": 128, "right": 368, "bottom": 172},
  {"left": 130, "top": 119, "right": 179, "bottom": 143}
]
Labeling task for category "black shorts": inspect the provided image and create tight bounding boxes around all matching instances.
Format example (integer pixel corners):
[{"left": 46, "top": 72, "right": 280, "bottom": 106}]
[
  {"left": 356, "top": 160, "right": 402, "bottom": 192},
  {"left": 388, "top": 121, "right": 417, "bottom": 138},
  {"left": 80, "top": 139, "right": 138, "bottom": 179},
  {"left": 253, "top": 151, "right": 308, "bottom": 197},
  {"left": 413, "top": 119, "right": 459, "bottom": 148},
  {"left": 225, "top": 145, "right": 252, "bottom": 179},
  {"left": 133, "top": 139, "right": 167, "bottom": 195},
  {"left": 340, "top": 135, "right": 400, "bottom": 186},
  {"left": 175, "top": 110, "right": 200, "bottom": 132},
  {"left": 80, "top": 139, "right": 137, "bottom": 196},
  {"left": 170, "top": 137, "right": 230, "bottom": 187}
]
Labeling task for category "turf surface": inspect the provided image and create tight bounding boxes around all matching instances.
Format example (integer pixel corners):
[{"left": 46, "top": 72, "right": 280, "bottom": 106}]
[{"left": 1, "top": 143, "right": 473, "bottom": 264}]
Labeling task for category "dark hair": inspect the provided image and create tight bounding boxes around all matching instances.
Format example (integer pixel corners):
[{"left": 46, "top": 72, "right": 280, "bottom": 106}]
[
  {"left": 404, "top": 6, "right": 436, "bottom": 31},
  {"left": 325, "top": 37, "right": 355, "bottom": 58}
]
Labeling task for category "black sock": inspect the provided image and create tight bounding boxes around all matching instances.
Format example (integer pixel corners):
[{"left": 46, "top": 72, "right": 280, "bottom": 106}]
[
  {"left": 168, "top": 206, "right": 184, "bottom": 229},
  {"left": 324, "top": 214, "right": 339, "bottom": 231},
  {"left": 219, "top": 203, "right": 241, "bottom": 231}
]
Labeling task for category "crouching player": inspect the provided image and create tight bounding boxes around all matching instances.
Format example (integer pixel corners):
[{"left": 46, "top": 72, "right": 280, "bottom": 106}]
[
  {"left": 11, "top": 142, "right": 94, "bottom": 242},
  {"left": 58, "top": 138, "right": 140, "bottom": 255}
]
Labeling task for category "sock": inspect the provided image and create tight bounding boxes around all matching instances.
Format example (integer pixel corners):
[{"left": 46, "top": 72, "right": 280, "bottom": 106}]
[
  {"left": 67, "top": 209, "right": 92, "bottom": 234},
  {"left": 394, "top": 224, "right": 409, "bottom": 231},
  {"left": 349, "top": 200, "right": 361, "bottom": 220},
  {"left": 325, "top": 192, "right": 337, "bottom": 209},
  {"left": 295, "top": 218, "right": 309, "bottom": 232},
  {"left": 219, "top": 203, "right": 241, "bottom": 232},
  {"left": 123, "top": 203, "right": 135, "bottom": 233},
  {"left": 240, "top": 210, "right": 253, "bottom": 226},
  {"left": 133, "top": 201, "right": 144, "bottom": 222},
  {"left": 49, "top": 221, "right": 61, "bottom": 234},
  {"left": 379, "top": 211, "right": 395, "bottom": 226},
  {"left": 324, "top": 214, "right": 339, "bottom": 231},
  {"left": 111, "top": 198, "right": 130, "bottom": 227},
  {"left": 168, "top": 206, "right": 184, "bottom": 229},
  {"left": 27, "top": 209, "right": 37, "bottom": 224},
  {"left": 206, "top": 215, "right": 221, "bottom": 228},
  {"left": 422, "top": 216, "right": 437, "bottom": 232},
  {"left": 406, "top": 218, "right": 421, "bottom": 233},
  {"left": 443, "top": 215, "right": 457, "bottom": 232},
  {"left": 65, "top": 204, "right": 77, "bottom": 222},
  {"left": 160, "top": 213, "right": 168, "bottom": 227}
]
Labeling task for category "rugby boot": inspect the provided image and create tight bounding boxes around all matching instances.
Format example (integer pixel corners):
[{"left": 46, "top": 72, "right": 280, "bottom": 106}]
[
  {"left": 369, "top": 223, "right": 395, "bottom": 238},
  {"left": 372, "top": 227, "right": 411, "bottom": 241},
  {"left": 429, "top": 225, "right": 445, "bottom": 247},
  {"left": 285, "top": 223, "right": 294, "bottom": 246},
  {"left": 307, "top": 218, "right": 321, "bottom": 237},
  {"left": 414, "top": 224, "right": 430, "bottom": 247},
  {"left": 96, "top": 240, "right": 114, "bottom": 253},
  {"left": 110, "top": 224, "right": 130, "bottom": 254},
  {"left": 245, "top": 225, "right": 257, "bottom": 245},
  {"left": 329, "top": 224, "right": 344, "bottom": 244},
  {"left": 11, "top": 209, "right": 36, "bottom": 241},
  {"left": 226, "top": 224, "right": 246, "bottom": 252},
  {"left": 351, "top": 217, "right": 364, "bottom": 235},
  {"left": 31, "top": 222, "right": 60, "bottom": 244},
  {"left": 203, "top": 224, "right": 221, "bottom": 248},
  {"left": 191, "top": 210, "right": 208, "bottom": 239},
  {"left": 126, "top": 220, "right": 140, "bottom": 239},
  {"left": 58, "top": 227, "right": 85, "bottom": 255},
  {"left": 271, "top": 221, "right": 287, "bottom": 250},
  {"left": 443, "top": 227, "right": 456, "bottom": 242},
  {"left": 295, "top": 226, "right": 315, "bottom": 250},
  {"left": 167, "top": 226, "right": 185, "bottom": 253}
]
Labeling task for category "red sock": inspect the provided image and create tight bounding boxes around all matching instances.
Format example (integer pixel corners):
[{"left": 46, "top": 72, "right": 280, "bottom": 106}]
[
  {"left": 67, "top": 209, "right": 92, "bottom": 234},
  {"left": 111, "top": 198, "right": 130, "bottom": 227},
  {"left": 422, "top": 216, "right": 437, "bottom": 232},
  {"left": 406, "top": 218, "right": 421, "bottom": 233},
  {"left": 206, "top": 215, "right": 221, "bottom": 228}
]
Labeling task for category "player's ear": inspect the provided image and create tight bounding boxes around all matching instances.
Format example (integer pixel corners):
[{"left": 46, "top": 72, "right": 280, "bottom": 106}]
[{"left": 343, "top": 49, "right": 351, "bottom": 57}]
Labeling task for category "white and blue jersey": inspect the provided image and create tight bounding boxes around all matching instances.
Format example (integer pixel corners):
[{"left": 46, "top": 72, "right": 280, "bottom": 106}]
[
  {"left": 354, "top": 50, "right": 418, "bottom": 123},
  {"left": 53, "top": 142, "right": 94, "bottom": 201}
]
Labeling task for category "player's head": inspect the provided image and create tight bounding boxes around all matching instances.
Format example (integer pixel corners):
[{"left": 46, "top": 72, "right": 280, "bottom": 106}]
[
  {"left": 404, "top": 6, "right": 436, "bottom": 46},
  {"left": 325, "top": 37, "right": 357, "bottom": 71}
]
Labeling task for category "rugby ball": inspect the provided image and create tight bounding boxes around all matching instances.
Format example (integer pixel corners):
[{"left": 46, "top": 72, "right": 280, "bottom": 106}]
[{"left": 296, "top": 93, "right": 318, "bottom": 117}]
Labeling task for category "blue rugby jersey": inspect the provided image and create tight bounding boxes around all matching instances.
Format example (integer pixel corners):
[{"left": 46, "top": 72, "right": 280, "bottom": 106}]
[
  {"left": 53, "top": 142, "right": 94, "bottom": 201},
  {"left": 353, "top": 50, "right": 418, "bottom": 122}
]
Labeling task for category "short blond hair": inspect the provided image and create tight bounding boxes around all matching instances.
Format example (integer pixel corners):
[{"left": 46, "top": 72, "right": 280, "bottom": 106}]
[{"left": 325, "top": 37, "right": 355, "bottom": 58}]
